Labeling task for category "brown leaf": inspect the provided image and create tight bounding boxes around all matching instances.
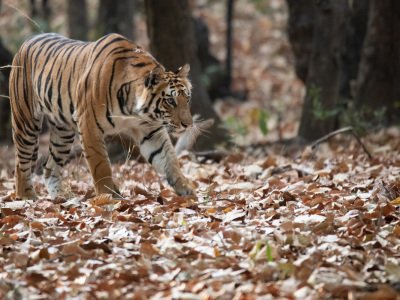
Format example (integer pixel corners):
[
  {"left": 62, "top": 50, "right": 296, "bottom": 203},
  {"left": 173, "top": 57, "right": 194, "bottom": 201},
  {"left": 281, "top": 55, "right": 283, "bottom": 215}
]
[
  {"left": 1, "top": 215, "right": 24, "bottom": 226},
  {"left": 140, "top": 241, "right": 159, "bottom": 258},
  {"left": 30, "top": 221, "right": 45, "bottom": 231},
  {"left": 80, "top": 240, "right": 112, "bottom": 254}
]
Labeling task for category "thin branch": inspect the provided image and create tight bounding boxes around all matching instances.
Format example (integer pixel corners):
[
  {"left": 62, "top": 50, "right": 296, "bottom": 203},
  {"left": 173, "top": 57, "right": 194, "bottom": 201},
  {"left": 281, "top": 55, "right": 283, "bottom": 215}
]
[
  {"left": 0, "top": 94, "right": 10, "bottom": 99},
  {"left": 4, "top": 2, "right": 43, "bottom": 32},
  {"left": 310, "top": 126, "right": 372, "bottom": 159}
]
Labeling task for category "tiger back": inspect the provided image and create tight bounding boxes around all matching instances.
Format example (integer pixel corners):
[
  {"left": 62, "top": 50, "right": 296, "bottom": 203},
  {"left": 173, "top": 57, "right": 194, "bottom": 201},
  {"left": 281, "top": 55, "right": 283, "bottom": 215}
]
[{"left": 10, "top": 33, "right": 195, "bottom": 199}]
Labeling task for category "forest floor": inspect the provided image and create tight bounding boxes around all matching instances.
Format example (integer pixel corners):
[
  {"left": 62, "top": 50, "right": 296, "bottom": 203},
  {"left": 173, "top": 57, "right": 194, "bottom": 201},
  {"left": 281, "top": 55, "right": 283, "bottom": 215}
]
[
  {"left": 0, "top": 126, "right": 400, "bottom": 299},
  {"left": 1, "top": 0, "right": 400, "bottom": 299}
]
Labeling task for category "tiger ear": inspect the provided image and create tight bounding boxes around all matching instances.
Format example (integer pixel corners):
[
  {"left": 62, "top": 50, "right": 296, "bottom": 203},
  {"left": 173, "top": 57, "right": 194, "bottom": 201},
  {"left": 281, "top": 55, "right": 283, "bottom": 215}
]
[
  {"left": 145, "top": 66, "right": 163, "bottom": 88},
  {"left": 176, "top": 64, "right": 190, "bottom": 78}
]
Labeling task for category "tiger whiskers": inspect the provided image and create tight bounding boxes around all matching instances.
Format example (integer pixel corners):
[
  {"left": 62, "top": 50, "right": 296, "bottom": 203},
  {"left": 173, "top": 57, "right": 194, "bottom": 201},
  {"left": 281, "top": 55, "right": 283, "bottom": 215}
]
[
  {"left": 175, "top": 118, "right": 214, "bottom": 154},
  {"left": 0, "top": 65, "right": 23, "bottom": 70}
]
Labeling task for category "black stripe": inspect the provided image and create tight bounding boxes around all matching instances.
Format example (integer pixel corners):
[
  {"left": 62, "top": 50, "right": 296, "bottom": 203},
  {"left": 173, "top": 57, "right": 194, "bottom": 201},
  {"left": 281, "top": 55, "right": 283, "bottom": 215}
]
[
  {"left": 92, "top": 37, "right": 126, "bottom": 66},
  {"left": 116, "top": 81, "right": 134, "bottom": 115},
  {"left": 55, "top": 124, "right": 69, "bottom": 132},
  {"left": 91, "top": 102, "right": 105, "bottom": 134},
  {"left": 106, "top": 110, "right": 114, "bottom": 127},
  {"left": 131, "top": 62, "right": 151, "bottom": 68},
  {"left": 18, "top": 153, "right": 32, "bottom": 160},
  {"left": 51, "top": 141, "right": 64, "bottom": 148},
  {"left": 83, "top": 36, "right": 126, "bottom": 98},
  {"left": 16, "top": 134, "right": 35, "bottom": 146},
  {"left": 140, "top": 126, "right": 163, "bottom": 145},
  {"left": 57, "top": 149, "right": 71, "bottom": 155},
  {"left": 61, "top": 132, "right": 75, "bottom": 140},
  {"left": 45, "top": 83, "right": 52, "bottom": 110},
  {"left": 148, "top": 140, "right": 167, "bottom": 165},
  {"left": 32, "top": 36, "right": 62, "bottom": 69},
  {"left": 49, "top": 148, "right": 63, "bottom": 165},
  {"left": 113, "top": 48, "right": 135, "bottom": 56}
]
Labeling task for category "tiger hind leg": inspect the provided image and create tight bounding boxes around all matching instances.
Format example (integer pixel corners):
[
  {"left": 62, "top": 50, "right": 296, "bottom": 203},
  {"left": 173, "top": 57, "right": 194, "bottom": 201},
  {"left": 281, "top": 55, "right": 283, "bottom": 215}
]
[
  {"left": 44, "top": 125, "right": 75, "bottom": 198},
  {"left": 12, "top": 117, "right": 42, "bottom": 200}
]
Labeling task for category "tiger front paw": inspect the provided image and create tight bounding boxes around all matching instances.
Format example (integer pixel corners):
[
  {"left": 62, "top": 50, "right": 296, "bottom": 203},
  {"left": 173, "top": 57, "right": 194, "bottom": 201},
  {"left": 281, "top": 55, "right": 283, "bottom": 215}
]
[
  {"left": 172, "top": 177, "right": 196, "bottom": 196},
  {"left": 16, "top": 187, "right": 38, "bottom": 200}
]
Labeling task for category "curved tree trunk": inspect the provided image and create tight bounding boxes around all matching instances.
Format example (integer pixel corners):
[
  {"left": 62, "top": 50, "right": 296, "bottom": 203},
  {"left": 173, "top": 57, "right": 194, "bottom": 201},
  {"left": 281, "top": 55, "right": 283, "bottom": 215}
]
[
  {"left": 145, "top": 0, "right": 227, "bottom": 149},
  {"left": 354, "top": 0, "right": 400, "bottom": 123}
]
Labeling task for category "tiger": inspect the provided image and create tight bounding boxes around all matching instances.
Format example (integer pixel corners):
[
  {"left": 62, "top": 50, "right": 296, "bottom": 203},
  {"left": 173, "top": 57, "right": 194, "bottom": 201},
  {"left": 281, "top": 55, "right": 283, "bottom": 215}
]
[{"left": 9, "top": 33, "right": 196, "bottom": 199}]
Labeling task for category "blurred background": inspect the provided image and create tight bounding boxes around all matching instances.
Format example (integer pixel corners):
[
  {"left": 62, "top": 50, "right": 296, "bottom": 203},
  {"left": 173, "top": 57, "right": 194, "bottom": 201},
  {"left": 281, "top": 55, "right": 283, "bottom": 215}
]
[{"left": 0, "top": 0, "right": 399, "bottom": 151}]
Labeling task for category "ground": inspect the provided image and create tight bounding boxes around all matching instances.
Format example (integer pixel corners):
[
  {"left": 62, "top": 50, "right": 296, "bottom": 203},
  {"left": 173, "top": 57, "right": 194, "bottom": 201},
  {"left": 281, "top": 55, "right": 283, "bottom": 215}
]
[
  {"left": 1, "top": 0, "right": 400, "bottom": 299},
  {"left": 1, "top": 127, "right": 400, "bottom": 299}
]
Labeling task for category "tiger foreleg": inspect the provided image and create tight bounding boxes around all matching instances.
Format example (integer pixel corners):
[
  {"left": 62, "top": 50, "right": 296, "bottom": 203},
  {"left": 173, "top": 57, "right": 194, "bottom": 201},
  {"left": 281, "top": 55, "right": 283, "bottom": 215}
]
[
  {"left": 140, "top": 128, "right": 195, "bottom": 196},
  {"left": 78, "top": 121, "right": 120, "bottom": 197}
]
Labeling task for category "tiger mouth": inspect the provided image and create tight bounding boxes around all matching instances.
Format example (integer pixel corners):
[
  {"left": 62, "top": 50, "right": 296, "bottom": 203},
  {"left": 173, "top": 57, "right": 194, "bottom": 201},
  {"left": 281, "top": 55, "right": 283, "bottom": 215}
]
[{"left": 167, "top": 124, "right": 186, "bottom": 135}]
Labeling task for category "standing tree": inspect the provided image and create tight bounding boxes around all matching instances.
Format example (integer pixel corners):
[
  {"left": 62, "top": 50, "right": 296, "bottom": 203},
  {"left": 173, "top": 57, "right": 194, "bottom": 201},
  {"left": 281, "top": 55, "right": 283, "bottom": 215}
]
[
  {"left": 145, "top": 0, "right": 227, "bottom": 149},
  {"left": 287, "top": 0, "right": 379, "bottom": 141},
  {"left": 354, "top": 0, "right": 400, "bottom": 122},
  {"left": 296, "top": 0, "right": 348, "bottom": 141},
  {"left": 0, "top": 0, "right": 13, "bottom": 144},
  {"left": 224, "top": 0, "right": 235, "bottom": 92},
  {"left": 29, "top": 0, "right": 51, "bottom": 32},
  {"left": 96, "top": 0, "right": 135, "bottom": 40},
  {"left": 67, "top": 0, "right": 88, "bottom": 40}
]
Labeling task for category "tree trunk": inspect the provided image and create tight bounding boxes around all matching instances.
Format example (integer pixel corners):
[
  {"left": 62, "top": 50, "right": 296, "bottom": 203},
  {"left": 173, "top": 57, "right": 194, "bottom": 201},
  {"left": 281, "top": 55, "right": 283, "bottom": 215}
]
[
  {"left": 145, "top": 0, "right": 227, "bottom": 149},
  {"left": 286, "top": 0, "right": 315, "bottom": 83},
  {"left": 297, "top": 0, "right": 348, "bottom": 141},
  {"left": 30, "top": 0, "right": 51, "bottom": 32},
  {"left": 0, "top": 37, "right": 13, "bottom": 144},
  {"left": 340, "top": 0, "right": 370, "bottom": 100},
  {"left": 97, "top": 0, "right": 135, "bottom": 40},
  {"left": 354, "top": 0, "right": 400, "bottom": 122},
  {"left": 67, "top": 0, "right": 88, "bottom": 40},
  {"left": 224, "top": 0, "right": 234, "bottom": 91}
]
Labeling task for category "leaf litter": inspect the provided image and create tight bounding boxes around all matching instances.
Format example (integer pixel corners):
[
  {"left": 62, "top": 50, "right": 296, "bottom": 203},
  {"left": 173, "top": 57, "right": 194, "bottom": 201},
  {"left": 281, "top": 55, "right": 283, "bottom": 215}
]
[{"left": 0, "top": 127, "right": 399, "bottom": 299}]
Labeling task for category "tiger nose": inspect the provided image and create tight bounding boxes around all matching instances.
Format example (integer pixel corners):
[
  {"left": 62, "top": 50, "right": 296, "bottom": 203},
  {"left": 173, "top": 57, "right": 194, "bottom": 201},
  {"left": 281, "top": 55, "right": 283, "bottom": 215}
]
[{"left": 181, "top": 120, "right": 192, "bottom": 128}]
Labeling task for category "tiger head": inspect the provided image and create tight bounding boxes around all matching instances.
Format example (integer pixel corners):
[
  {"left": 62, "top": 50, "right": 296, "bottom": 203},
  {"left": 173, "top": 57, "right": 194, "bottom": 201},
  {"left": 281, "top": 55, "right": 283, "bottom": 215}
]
[{"left": 140, "top": 64, "right": 193, "bottom": 135}]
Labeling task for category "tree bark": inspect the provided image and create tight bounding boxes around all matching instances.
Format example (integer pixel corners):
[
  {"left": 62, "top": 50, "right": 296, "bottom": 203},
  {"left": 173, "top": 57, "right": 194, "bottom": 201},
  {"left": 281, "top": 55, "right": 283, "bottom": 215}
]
[
  {"left": 97, "top": 0, "right": 135, "bottom": 40},
  {"left": 0, "top": 37, "right": 13, "bottom": 144},
  {"left": 30, "top": 0, "right": 51, "bottom": 32},
  {"left": 340, "top": 0, "right": 370, "bottom": 100},
  {"left": 297, "top": 0, "right": 348, "bottom": 141},
  {"left": 224, "top": 0, "right": 234, "bottom": 91},
  {"left": 67, "top": 0, "right": 88, "bottom": 40},
  {"left": 145, "top": 0, "right": 227, "bottom": 149},
  {"left": 286, "top": 0, "right": 315, "bottom": 83},
  {"left": 354, "top": 0, "right": 400, "bottom": 122}
]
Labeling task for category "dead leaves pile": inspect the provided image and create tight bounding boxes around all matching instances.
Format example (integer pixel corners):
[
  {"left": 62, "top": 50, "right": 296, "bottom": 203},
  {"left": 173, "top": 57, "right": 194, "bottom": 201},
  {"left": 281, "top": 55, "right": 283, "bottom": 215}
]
[{"left": 1, "top": 129, "right": 400, "bottom": 299}]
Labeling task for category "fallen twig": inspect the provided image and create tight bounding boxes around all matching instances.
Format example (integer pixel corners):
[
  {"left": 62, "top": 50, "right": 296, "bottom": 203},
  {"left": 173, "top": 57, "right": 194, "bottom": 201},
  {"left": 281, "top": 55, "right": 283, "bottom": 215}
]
[{"left": 310, "top": 126, "right": 372, "bottom": 159}]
